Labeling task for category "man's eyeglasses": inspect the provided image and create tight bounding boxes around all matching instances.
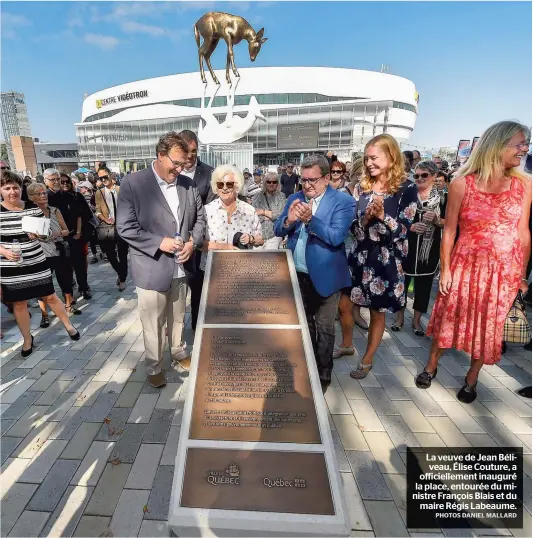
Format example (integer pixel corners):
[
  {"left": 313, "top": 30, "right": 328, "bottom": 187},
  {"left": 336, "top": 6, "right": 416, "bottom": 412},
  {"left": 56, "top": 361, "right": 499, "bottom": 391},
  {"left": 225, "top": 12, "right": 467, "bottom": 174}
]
[
  {"left": 505, "top": 142, "right": 530, "bottom": 150},
  {"left": 301, "top": 175, "right": 326, "bottom": 185},
  {"left": 413, "top": 172, "right": 431, "bottom": 180},
  {"left": 266, "top": 181, "right": 279, "bottom": 185},
  {"left": 165, "top": 155, "right": 187, "bottom": 169},
  {"left": 99, "top": 175, "right": 111, "bottom": 181},
  {"left": 216, "top": 181, "right": 235, "bottom": 190}
]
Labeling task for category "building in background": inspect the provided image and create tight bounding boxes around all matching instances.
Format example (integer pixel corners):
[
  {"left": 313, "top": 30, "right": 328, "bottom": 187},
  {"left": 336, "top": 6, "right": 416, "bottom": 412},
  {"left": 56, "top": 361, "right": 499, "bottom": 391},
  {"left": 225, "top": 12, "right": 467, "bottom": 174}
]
[
  {"left": 11, "top": 136, "right": 37, "bottom": 176},
  {"left": 0, "top": 91, "right": 32, "bottom": 169},
  {"left": 76, "top": 67, "right": 418, "bottom": 170},
  {"left": 35, "top": 142, "right": 79, "bottom": 174}
]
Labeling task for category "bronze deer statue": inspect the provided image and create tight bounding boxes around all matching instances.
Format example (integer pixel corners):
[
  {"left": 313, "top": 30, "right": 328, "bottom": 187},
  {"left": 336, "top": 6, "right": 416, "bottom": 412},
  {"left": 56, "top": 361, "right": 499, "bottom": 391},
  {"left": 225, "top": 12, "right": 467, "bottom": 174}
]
[{"left": 194, "top": 12, "right": 267, "bottom": 85}]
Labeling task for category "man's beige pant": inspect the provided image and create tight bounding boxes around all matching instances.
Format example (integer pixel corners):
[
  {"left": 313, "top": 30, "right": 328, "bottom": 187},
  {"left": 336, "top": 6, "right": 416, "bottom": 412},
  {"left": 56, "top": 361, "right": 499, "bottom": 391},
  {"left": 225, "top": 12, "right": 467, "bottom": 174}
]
[{"left": 137, "top": 277, "right": 188, "bottom": 376}]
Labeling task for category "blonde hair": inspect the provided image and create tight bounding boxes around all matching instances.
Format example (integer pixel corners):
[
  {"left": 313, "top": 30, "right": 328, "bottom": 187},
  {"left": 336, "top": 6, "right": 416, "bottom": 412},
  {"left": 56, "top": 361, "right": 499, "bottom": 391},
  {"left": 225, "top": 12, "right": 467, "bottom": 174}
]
[
  {"left": 359, "top": 134, "right": 407, "bottom": 194},
  {"left": 210, "top": 165, "right": 244, "bottom": 194},
  {"left": 456, "top": 120, "right": 531, "bottom": 187},
  {"left": 261, "top": 171, "right": 280, "bottom": 193},
  {"left": 348, "top": 156, "right": 364, "bottom": 185},
  {"left": 26, "top": 182, "right": 45, "bottom": 198}
]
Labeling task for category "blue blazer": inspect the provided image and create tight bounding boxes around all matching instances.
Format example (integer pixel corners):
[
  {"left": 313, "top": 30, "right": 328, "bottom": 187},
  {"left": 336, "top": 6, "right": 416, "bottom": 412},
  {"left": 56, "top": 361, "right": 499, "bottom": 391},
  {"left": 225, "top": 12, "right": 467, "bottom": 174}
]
[{"left": 274, "top": 186, "right": 356, "bottom": 297}]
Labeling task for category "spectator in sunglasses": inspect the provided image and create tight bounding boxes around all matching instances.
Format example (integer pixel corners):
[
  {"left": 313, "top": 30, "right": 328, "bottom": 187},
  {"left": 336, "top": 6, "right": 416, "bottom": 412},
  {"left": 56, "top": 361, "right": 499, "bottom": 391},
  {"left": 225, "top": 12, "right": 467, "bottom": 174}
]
[
  {"left": 392, "top": 161, "right": 446, "bottom": 336},
  {"left": 60, "top": 173, "right": 93, "bottom": 296},
  {"left": 95, "top": 167, "right": 128, "bottom": 291},
  {"left": 44, "top": 168, "right": 92, "bottom": 300},
  {"left": 329, "top": 161, "right": 347, "bottom": 191},
  {"left": 201, "top": 165, "right": 263, "bottom": 268},
  {"left": 252, "top": 171, "right": 286, "bottom": 250}
]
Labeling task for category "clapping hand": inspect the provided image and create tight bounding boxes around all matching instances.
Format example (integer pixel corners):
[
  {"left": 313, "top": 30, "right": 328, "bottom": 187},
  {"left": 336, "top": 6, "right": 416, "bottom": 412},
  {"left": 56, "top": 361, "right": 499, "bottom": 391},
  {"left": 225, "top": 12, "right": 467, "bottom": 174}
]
[
  {"left": 239, "top": 233, "right": 252, "bottom": 246},
  {"left": 410, "top": 222, "right": 428, "bottom": 234},
  {"left": 294, "top": 201, "right": 312, "bottom": 223}
]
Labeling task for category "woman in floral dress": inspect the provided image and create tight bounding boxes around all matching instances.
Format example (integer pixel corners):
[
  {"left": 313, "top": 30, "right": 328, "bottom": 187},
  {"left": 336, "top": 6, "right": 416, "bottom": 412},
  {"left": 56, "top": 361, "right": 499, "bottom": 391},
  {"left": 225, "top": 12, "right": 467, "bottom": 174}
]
[
  {"left": 417, "top": 121, "right": 531, "bottom": 404},
  {"left": 349, "top": 134, "right": 418, "bottom": 379}
]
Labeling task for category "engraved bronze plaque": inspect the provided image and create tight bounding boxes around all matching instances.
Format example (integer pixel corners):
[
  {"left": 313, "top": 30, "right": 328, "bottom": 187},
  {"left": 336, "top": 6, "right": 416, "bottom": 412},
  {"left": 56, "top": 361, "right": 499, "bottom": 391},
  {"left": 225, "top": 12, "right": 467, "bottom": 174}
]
[
  {"left": 181, "top": 448, "right": 335, "bottom": 515},
  {"left": 205, "top": 251, "right": 299, "bottom": 325},
  {"left": 190, "top": 328, "right": 321, "bottom": 444}
]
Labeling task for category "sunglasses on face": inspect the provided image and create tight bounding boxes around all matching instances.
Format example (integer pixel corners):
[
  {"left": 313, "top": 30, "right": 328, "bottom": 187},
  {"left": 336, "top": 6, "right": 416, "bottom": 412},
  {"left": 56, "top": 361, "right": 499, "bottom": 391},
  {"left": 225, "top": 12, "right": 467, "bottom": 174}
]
[
  {"left": 266, "top": 181, "right": 278, "bottom": 185},
  {"left": 99, "top": 175, "right": 111, "bottom": 181},
  {"left": 216, "top": 181, "right": 235, "bottom": 190},
  {"left": 331, "top": 170, "right": 343, "bottom": 176},
  {"left": 0, "top": 166, "right": 9, "bottom": 170},
  {"left": 60, "top": 180, "right": 72, "bottom": 185},
  {"left": 413, "top": 173, "right": 431, "bottom": 180}
]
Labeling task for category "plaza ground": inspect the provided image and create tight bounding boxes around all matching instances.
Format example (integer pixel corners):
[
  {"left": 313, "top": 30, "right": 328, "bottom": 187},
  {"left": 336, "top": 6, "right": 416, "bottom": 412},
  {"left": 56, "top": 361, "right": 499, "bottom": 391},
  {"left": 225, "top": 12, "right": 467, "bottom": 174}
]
[{"left": 0, "top": 258, "right": 531, "bottom": 537}]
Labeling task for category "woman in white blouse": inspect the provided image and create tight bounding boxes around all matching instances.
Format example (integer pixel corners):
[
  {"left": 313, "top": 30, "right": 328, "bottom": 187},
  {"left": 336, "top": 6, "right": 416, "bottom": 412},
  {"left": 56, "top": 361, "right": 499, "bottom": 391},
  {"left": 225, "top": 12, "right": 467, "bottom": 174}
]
[{"left": 200, "top": 165, "right": 263, "bottom": 269}]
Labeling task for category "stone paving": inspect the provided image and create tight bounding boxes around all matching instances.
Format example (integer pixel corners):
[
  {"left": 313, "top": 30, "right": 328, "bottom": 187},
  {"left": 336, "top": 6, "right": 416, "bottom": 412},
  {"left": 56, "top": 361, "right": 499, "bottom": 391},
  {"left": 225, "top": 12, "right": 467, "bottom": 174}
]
[{"left": 0, "top": 258, "right": 531, "bottom": 537}]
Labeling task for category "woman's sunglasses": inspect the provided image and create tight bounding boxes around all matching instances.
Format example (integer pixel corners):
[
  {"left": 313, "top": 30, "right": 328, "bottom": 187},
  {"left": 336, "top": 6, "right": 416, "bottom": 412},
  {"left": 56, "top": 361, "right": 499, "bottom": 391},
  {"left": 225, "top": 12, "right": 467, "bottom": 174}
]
[
  {"left": 216, "top": 181, "right": 235, "bottom": 190},
  {"left": 413, "top": 172, "right": 431, "bottom": 180},
  {"left": 331, "top": 170, "right": 344, "bottom": 176},
  {"left": 60, "top": 180, "right": 72, "bottom": 185},
  {"left": 266, "top": 181, "right": 278, "bottom": 185}
]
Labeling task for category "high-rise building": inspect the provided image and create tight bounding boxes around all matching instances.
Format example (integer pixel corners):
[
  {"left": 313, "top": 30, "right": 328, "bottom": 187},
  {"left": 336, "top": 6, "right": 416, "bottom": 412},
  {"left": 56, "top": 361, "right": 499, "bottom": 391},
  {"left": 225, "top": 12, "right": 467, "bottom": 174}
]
[{"left": 0, "top": 91, "right": 32, "bottom": 169}]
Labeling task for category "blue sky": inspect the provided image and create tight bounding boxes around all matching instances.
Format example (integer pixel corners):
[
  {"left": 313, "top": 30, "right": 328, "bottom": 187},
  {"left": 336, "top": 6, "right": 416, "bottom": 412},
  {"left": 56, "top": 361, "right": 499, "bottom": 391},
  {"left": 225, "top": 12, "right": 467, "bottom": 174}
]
[{"left": 1, "top": 1, "right": 531, "bottom": 149}]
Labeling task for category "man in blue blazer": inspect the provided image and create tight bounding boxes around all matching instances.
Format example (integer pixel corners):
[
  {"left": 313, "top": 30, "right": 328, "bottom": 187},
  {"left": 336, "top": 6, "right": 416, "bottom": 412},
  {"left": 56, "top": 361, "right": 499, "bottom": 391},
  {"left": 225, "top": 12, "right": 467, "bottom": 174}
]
[{"left": 275, "top": 154, "right": 355, "bottom": 391}]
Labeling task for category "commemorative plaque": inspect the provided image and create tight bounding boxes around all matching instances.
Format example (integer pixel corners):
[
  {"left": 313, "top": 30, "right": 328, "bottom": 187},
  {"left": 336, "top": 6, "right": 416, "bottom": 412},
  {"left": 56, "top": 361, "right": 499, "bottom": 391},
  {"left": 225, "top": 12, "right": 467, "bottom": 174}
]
[
  {"left": 205, "top": 250, "right": 299, "bottom": 325},
  {"left": 190, "top": 327, "right": 321, "bottom": 443},
  {"left": 169, "top": 251, "right": 349, "bottom": 537},
  {"left": 181, "top": 448, "right": 334, "bottom": 515}
]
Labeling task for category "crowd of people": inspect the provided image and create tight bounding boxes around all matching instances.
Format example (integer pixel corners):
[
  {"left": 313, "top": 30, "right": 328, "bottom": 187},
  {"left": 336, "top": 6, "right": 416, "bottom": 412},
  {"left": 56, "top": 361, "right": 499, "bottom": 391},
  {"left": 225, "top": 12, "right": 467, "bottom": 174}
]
[{"left": 0, "top": 121, "right": 531, "bottom": 403}]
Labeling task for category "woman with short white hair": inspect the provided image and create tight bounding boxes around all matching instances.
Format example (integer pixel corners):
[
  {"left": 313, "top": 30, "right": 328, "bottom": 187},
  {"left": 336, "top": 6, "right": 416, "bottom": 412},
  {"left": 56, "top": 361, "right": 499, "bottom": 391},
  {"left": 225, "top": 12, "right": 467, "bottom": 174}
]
[
  {"left": 252, "top": 172, "right": 286, "bottom": 250},
  {"left": 200, "top": 165, "right": 263, "bottom": 269}
]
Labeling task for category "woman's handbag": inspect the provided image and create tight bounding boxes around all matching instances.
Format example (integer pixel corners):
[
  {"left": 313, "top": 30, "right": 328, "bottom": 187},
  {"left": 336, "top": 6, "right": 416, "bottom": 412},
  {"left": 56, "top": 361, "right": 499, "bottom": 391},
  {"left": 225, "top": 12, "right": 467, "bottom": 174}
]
[
  {"left": 503, "top": 290, "right": 531, "bottom": 344},
  {"left": 96, "top": 189, "right": 116, "bottom": 242},
  {"left": 96, "top": 221, "right": 115, "bottom": 242},
  {"left": 55, "top": 240, "right": 70, "bottom": 258}
]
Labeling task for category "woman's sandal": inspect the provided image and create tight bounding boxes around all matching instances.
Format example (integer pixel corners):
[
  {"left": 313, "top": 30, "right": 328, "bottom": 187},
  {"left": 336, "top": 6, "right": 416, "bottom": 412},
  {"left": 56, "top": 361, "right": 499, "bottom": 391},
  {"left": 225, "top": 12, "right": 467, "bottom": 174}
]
[
  {"left": 40, "top": 315, "right": 50, "bottom": 329},
  {"left": 415, "top": 368, "right": 438, "bottom": 389},
  {"left": 391, "top": 322, "right": 404, "bottom": 332},
  {"left": 350, "top": 362, "right": 373, "bottom": 379},
  {"left": 457, "top": 376, "right": 478, "bottom": 404},
  {"left": 66, "top": 306, "right": 82, "bottom": 316},
  {"left": 412, "top": 325, "right": 425, "bottom": 337}
]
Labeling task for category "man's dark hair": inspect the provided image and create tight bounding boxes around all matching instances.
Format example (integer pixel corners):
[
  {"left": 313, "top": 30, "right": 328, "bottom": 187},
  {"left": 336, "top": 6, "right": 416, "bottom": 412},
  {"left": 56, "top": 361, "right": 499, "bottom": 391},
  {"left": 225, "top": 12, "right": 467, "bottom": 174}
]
[
  {"left": 0, "top": 170, "right": 23, "bottom": 187},
  {"left": 35, "top": 174, "right": 44, "bottom": 184},
  {"left": 441, "top": 160, "right": 449, "bottom": 171},
  {"left": 179, "top": 130, "right": 199, "bottom": 146},
  {"left": 413, "top": 150, "right": 421, "bottom": 159},
  {"left": 156, "top": 131, "right": 189, "bottom": 156},
  {"left": 436, "top": 170, "right": 449, "bottom": 182}
]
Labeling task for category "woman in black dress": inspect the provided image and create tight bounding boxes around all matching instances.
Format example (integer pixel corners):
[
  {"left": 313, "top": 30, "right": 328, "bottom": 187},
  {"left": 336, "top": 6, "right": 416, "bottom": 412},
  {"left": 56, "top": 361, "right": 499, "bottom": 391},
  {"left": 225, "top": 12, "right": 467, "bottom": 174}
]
[
  {"left": 349, "top": 135, "right": 418, "bottom": 379},
  {"left": 0, "top": 171, "right": 80, "bottom": 357},
  {"left": 391, "top": 161, "right": 446, "bottom": 335}
]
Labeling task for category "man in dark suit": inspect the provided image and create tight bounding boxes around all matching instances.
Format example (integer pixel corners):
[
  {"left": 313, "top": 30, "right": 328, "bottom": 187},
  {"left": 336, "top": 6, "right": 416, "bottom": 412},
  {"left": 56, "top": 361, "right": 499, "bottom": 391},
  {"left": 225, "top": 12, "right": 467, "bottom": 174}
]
[
  {"left": 116, "top": 132, "right": 206, "bottom": 388},
  {"left": 275, "top": 154, "right": 355, "bottom": 392},
  {"left": 177, "top": 130, "right": 216, "bottom": 331}
]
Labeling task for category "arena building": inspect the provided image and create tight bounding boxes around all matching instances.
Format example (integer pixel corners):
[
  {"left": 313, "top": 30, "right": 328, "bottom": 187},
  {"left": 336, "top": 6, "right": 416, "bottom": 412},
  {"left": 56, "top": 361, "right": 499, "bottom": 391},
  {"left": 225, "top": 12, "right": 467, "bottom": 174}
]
[{"left": 76, "top": 66, "right": 418, "bottom": 171}]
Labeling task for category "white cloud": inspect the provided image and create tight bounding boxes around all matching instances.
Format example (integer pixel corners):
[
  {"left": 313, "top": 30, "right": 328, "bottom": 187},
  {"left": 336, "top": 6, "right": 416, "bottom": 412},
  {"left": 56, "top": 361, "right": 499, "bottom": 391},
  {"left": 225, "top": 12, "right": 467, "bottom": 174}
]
[
  {"left": 2, "top": 12, "right": 32, "bottom": 39},
  {"left": 120, "top": 20, "right": 165, "bottom": 37},
  {"left": 84, "top": 33, "right": 120, "bottom": 51}
]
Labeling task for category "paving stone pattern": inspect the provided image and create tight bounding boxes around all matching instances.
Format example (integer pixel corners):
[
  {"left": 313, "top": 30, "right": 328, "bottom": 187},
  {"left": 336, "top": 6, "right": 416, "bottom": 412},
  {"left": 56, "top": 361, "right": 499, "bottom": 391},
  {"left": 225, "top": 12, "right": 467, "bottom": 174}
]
[{"left": 0, "top": 260, "right": 531, "bottom": 537}]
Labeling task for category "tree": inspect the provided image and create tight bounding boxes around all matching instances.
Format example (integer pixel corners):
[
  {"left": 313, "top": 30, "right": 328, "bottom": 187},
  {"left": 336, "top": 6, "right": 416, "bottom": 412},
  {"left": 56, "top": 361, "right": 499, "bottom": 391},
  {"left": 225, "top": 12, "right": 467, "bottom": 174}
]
[{"left": 0, "top": 143, "right": 8, "bottom": 162}]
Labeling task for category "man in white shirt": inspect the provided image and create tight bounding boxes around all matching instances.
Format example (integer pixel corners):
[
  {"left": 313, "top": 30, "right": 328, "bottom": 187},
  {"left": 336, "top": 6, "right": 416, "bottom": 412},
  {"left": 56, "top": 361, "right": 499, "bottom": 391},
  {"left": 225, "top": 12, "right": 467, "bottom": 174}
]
[{"left": 116, "top": 132, "right": 206, "bottom": 388}]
